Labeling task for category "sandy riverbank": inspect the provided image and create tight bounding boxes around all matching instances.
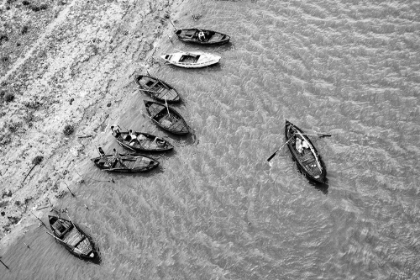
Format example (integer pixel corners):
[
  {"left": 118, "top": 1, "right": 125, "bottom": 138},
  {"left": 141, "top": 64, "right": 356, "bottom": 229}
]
[{"left": 0, "top": 0, "right": 195, "bottom": 253}]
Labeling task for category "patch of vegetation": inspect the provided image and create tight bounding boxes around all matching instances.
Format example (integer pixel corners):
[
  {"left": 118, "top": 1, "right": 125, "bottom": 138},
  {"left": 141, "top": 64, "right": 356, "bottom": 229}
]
[
  {"left": 30, "top": 3, "right": 47, "bottom": 11},
  {"left": 23, "top": 100, "right": 42, "bottom": 109},
  {"left": 23, "top": 111, "right": 34, "bottom": 126},
  {"left": 4, "top": 92, "right": 15, "bottom": 102},
  {"left": 0, "top": 133, "right": 12, "bottom": 145},
  {"left": 22, "top": 0, "right": 30, "bottom": 5},
  {"left": 2, "top": 190, "right": 12, "bottom": 199},
  {"left": 7, "top": 216, "right": 21, "bottom": 225},
  {"left": 9, "top": 122, "right": 21, "bottom": 132},
  {"left": 21, "top": 25, "right": 29, "bottom": 34},
  {"left": 0, "top": 35, "right": 9, "bottom": 45},
  {"left": 32, "top": 155, "right": 43, "bottom": 165},
  {"left": 1, "top": 56, "right": 9, "bottom": 63},
  {"left": 30, "top": 5, "right": 40, "bottom": 11},
  {"left": 63, "top": 124, "right": 74, "bottom": 136}
]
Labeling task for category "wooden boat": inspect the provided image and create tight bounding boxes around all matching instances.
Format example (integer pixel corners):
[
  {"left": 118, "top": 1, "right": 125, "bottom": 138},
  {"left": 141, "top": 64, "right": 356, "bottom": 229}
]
[
  {"left": 144, "top": 101, "right": 189, "bottom": 135},
  {"left": 91, "top": 151, "right": 159, "bottom": 173},
  {"left": 48, "top": 215, "right": 98, "bottom": 261},
  {"left": 135, "top": 75, "right": 180, "bottom": 103},
  {"left": 285, "top": 120, "right": 327, "bottom": 184},
  {"left": 160, "top": 51, "right": 220, "bottom": 68},
  {"left": 111, "top": 126, "right": 174, "bottom": 152},
  {"left": 174, "top": 28, "right": 230, "bottom": 45}
]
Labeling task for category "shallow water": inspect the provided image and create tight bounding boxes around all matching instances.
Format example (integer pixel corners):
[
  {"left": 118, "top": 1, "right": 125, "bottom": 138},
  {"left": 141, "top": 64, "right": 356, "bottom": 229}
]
[{"left": 3, "top": 0, "right": 419, "bottom": 279}]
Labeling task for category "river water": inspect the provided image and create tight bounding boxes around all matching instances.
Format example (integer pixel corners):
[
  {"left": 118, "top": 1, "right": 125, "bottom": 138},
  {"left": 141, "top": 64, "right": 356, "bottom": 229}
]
[{"left": 3, "top": 0, "right": 419, "bottom": 279}]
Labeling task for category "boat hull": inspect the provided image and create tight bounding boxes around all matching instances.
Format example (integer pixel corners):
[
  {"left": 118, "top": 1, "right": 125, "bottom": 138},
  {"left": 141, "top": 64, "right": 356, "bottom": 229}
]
[
  {"left": 135, "top": 75, "right": 180, "bottom": 103},
  {"left": 285, "top": 120, "right": 327, "bottom": 184},
  {"left": 161, "top": 51, "right": 220, "bottom": 68},
  {"left": 175, "top": 28, "right": 230, "bottom": 45},
  {"left": 144, "top": 101, "right": 190, "bottom": 135},
  {"left": 48, "top": 215, "right": 99, "bottom": 263},
  {"left": 113, "top": 131, "right": 174, "bottom": 152},
  {"left": 91, "top": 153, "right": 159, "bottom": 172}
]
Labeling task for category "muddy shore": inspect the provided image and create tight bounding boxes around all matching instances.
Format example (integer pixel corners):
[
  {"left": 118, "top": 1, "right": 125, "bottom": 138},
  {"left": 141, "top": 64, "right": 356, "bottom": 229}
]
[{"left": 0, "top": 0, "right": 192, "bottom": 252}]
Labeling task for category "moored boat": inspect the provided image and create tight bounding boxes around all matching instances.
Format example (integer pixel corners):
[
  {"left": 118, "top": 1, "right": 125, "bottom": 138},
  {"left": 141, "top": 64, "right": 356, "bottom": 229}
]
[
  {"left": 135, "top": 75, "right": 180, "bottom": 103},
  {"left": 285, "top": 120, "right": 327, "bottom": 184},
  {"left": 160, "top": 51, "right": 220, "bottom": 68},
  {"left": 91, "top": 148, "right": 159, "bottom": 172},
  {"left": 144, "top": 100, "right": 190, "bottom": 135},
  {"left": 48, "top": 215, "right": 99, "bottom": 261},
  {"left": 111, "top": 125, "right": 173, "bottom": 152},
  {"left": 174, "top": 28, "right": 230, "bottom": 45}
]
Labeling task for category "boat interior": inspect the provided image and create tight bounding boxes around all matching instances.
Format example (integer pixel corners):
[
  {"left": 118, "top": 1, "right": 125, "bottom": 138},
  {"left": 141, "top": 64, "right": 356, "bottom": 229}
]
[
  {"left": 179, "top": 54, "right": 200, "bottom": 63},
  {"left": 52, "top": 219, "right": 73, "bottom": 238}
]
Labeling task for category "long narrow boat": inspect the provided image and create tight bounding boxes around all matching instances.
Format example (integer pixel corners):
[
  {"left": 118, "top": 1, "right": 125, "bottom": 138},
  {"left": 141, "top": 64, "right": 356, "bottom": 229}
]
[
  {"left": 285, "top": 120, "right": 327, "bottom": 184},
  {"left": 144, "top": 101, "right": 189, "bottom": 135},
  {"left": 111, "top": 126, "right": 173, "bottom": 152},
  {"left": 160, "top": 51, "right": 220, "bottom": 68},
  {"left": 91, "top": 150, "right": 159, "bottom": 172},
  {"left": 48, "top": 215, "right": 99, "bottom": 261},
  {"left": 174, "top": 28, "right": 230, "bottom": 45},
  {"left": 135, "top": 75, "right": 180, "bottom": 103}
]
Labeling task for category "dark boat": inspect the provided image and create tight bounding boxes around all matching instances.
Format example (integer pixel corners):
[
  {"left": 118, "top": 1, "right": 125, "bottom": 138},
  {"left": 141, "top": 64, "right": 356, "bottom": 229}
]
[
  {"left": 135, "top": 75, "right": 180, "bottom": 103},
  {"left": 144, "top": 101, "right": 190, "bottom": 135},
  {"left": 48, "top": 215, "right": 99, "bottom": 261},
  {"left": 91, "top": 151, "right": 159, "bottom": 173},
  {"left": 175, "top": 28, "right": 230, "bottom": 45},
  {"left": 285, "top": 120, "right": 327, "bottom": 184},
  {"left": 111, "top": 125, "right": 173, "bottom": 152}
]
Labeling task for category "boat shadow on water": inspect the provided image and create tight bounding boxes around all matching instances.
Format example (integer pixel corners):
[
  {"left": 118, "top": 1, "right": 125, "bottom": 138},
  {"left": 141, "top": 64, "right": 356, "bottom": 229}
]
[
  {"left": 308, "top": 178, "right": 329, "bottom": 195},
  {"left": 162, "top": 130, "right": 198, "bottom": 146},
  {"left": 85, "top": 239, "right": 102, "bottom": 265},
  {"left": 183, "top": 41, "right": 234, "bottom": 52}
]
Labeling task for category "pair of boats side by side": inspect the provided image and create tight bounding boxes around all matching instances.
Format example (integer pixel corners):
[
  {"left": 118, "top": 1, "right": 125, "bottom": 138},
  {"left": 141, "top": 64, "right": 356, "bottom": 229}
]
[{"left": 161, "top": 27, "right": 231, "bottom": 68}]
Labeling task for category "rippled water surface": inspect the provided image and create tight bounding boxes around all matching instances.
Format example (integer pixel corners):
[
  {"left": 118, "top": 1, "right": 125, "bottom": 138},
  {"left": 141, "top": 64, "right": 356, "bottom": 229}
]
[{"left": 3, "top": 0, "right": 419, "bottom": 279}]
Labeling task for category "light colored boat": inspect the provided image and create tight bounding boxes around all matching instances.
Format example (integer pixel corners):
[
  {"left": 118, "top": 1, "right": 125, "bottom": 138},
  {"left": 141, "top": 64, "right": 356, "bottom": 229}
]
[{"left": 161, "top": 51, "right": 221, "bottom": 68}]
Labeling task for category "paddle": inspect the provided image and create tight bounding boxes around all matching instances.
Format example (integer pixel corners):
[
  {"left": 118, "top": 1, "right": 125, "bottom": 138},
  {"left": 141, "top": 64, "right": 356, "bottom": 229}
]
[
  {"left": 267, "top": 138, "right": 292, "bottom": 162},
  {"left": 66, "top": 213, "right": 75, "bottom": 227},
  {"left": 146, "top": 69, "right": 169, "bottom": 90},
  {"left": 169, "top": 20, "right": 177, "bottom": 30},
  {"left": 266, "top": 132, "right": 331, "bottom": 162},
  {"left": 0, "top": 258, "right": 9, "bottom": 270},
  {"left": 165, "top": 99, "right": 171, "bottom": 118},
  {"left": 31, "top": 212, "right": 48, "bottom": 229},
  {"left": 46, "top": 231, "right": 61, "bottom": 242},
  {"left": 302, "top": 133, "right": 331, "bottom": 138},
  {"left": 63, "top": 182, "right": 76, "bottom": 197}
]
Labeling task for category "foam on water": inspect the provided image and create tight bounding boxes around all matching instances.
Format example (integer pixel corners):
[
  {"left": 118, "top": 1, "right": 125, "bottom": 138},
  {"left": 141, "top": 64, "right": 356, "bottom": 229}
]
[{"left": 3, "top": 0, "right": 419, "bottom": 279}]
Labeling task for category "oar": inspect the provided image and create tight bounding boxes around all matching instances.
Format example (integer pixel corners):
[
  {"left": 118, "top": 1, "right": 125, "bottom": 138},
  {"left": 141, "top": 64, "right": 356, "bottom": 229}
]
[
  {"left": 169, "top": 20, "right": 177, "bottom": 30},
  {"left": 302, "top": 133, "right": 331, "bottom": 138},
  {"left": 63, "top": 182, "right": 76, "bottom": 197},
  {"left": 267, "top": 138, "right": 293, "bottom": 162},
  {"left": 0, "top": 258, "right": 9, "bottom": 270},
  {"left": 31, "top": 212, "right": 48, "bottom": 229},
  {"left": 66, "top": 213, "right": 77, "bottom": 229},
  {"left": 146, "top": 69, "right": 169, "bottom": 90},
  {"left": 165, "top": 99, "right": 171, "bottom": 118},
  {"left": 46, "top": 231, "right": 64, "bottom": 243}
]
